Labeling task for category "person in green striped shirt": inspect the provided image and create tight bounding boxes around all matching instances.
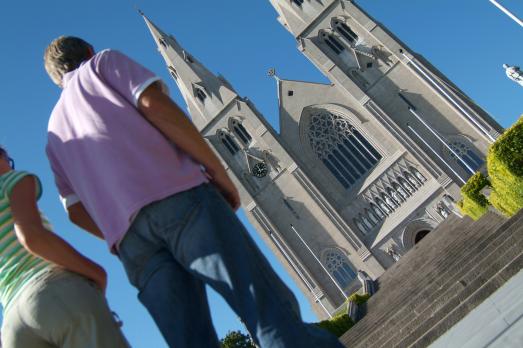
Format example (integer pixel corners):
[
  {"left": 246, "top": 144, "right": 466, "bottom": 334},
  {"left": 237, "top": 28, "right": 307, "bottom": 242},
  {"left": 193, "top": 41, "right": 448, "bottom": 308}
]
[{"left": 0, "top": 146, "right": 129, "bottom": 348}]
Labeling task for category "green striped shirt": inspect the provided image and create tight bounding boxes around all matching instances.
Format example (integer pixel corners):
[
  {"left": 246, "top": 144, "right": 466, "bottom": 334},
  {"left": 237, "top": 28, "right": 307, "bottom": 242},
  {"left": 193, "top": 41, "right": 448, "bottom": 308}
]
[{"left": 0, "top": 171, "right": 52, "bottom": 312}]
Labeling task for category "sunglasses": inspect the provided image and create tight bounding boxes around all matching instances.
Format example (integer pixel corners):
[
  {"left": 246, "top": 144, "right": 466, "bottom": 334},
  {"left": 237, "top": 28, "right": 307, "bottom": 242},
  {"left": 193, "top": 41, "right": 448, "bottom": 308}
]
[{"left": 8, "top": 157, "right": 15, "bottom": 169}]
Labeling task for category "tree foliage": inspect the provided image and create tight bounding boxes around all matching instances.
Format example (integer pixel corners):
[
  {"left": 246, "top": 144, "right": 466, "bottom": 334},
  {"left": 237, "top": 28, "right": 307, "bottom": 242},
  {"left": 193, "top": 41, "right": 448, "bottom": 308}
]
[{"left": 220, "top": 331, "right": 256, "bottom": 348}]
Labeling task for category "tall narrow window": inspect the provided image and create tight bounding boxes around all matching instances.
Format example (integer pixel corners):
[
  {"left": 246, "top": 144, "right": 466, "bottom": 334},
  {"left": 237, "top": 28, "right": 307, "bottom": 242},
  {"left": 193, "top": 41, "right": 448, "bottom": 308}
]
[
  {"left": 217, "top": 130, "right": 239, "bottom": 155},
  {"left": 159, "top": 38, "right": 167, "bottom": 48},
  {"left": 354, "top": 218, "right": 367, "bottom": 235},
  {"left": 230, "top": 119, "right": 252, "bottom": 146},
  {"left": 398, "top": 176, "right": 415, "bottom": 194},
  {"left": 387, "top": 187, "right": 404, "bottom": 204},
  {"left": 320, "top": 31, "right": 345, "bottom": 55},
  {"left": 370, "top": 203, "right": 385, "bottom": 219},
  {"left": 410, "top": 167, "right": 427, "bottom": 183},
  {"left": 291, "top": 0, "right": 304, "bottom": 6},
  {"left": 360, "top": 213, "right": 374, "bottom": 229},
  {"left": 446, "top": 140, "right": 484, "bottom": 173},
  {"left": 195, "top": 88, "right": 206, "bottom": 103},
  {"left": 332, "top": 19, "right": 359, "bottom": 45},
  {"left": 307, "top": 110, "right": 382, "bottom": 189},
  {"left": 168, "top": 66, "right": 178, "bottom": 80},
  {"left": 404, "top": 172, "right": 421, "bottom": 188},
  {"left": 375, "top": 197, "right": 392, "bottom": 215},
  {"left": 381, "top": 192, "right": 398, "bottom": 210},
  {"left": 324, "top": 249, "right": 357, "bottom": 289},
  {"left": 366, "top": 208, "right": 380, "bottom": 225},
  {"left": 392, "top": 182, "right": 409, "bottom": 199}
]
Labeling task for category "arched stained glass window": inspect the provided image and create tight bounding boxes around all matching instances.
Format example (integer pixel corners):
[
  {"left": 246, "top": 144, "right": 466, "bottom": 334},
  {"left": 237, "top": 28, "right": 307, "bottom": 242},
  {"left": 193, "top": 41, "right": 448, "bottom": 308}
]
[
  {"left": 320, "top": 31, "right": 345, "bottom": 55},
  {"left": 446, "top": 140, "right": 484, "bottom": 173},
  {"left": 332, "top": 19, "right": 359, "bottom": 45},
  {"left": 217, "top": 130, "right": 240, "bottom": 155},
  {"left": 324, "top": 249, "right": 357, "bottom": 288},
  {"left": 230, "top": 119, "right": 252, "bottom": 146},
  {"left": 307, "top": 110, "right": 382, "bottom": 189}
]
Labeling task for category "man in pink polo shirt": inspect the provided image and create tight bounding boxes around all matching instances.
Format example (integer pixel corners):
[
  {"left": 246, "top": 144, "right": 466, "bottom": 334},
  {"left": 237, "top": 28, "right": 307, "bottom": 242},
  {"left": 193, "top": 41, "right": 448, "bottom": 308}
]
[{"left": 44, "top": 36, "right": 343, "bottom": 348}]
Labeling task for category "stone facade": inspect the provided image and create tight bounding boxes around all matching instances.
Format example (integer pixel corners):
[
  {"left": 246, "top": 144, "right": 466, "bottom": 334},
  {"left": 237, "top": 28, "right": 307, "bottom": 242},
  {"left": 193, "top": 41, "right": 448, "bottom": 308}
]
[{"left": 141, "top": 0, "right": 503, "bottom": 319}]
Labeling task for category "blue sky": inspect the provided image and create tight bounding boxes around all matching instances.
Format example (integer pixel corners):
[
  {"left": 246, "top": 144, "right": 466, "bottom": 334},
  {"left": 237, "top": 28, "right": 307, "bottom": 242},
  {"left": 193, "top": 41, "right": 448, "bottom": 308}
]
[{"left": 1, "top": 1, "right": 522, "bottom": 347}]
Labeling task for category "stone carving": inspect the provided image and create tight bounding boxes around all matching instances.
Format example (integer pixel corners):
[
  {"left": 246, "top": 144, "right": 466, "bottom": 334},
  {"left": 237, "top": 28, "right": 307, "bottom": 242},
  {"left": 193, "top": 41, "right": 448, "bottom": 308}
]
[{"left": 387, "top": 245, "right": 401, "bottom": 262}]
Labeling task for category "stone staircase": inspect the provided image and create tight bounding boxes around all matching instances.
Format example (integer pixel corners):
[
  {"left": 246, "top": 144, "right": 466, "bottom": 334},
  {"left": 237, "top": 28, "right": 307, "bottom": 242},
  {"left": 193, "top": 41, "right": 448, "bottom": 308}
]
[{"left": 341, "top": 210, "right": 523, "bottom": 348}]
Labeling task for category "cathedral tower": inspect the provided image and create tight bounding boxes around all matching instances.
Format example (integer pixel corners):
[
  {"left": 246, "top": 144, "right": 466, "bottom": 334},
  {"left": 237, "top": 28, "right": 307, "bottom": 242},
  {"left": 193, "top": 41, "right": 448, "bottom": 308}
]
[
  {"left": 267, "top": 0, "right": 504, "bottom": 252},
  {"left": 143, "top": 13, "right": 384, "bottom": 318}
]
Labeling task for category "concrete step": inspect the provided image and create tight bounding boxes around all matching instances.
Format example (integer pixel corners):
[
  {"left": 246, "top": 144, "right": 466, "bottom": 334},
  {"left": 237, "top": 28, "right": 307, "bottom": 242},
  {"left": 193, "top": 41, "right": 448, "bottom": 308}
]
[
  {"left": 367, "top": 213, "right": 523, "bottom": 347},
  {"left": 340, "top": 210, "right": 523, "bottom": 348},
  {"left": 374, "top": 214, "right": 502, "bottom": 300},
  {"left": 382, "top": 215, "right": 523, "bottom": 347},
  {"left": 354, "top": 212, "right": 522, "bottom": 347},
  {"left": 411, "top": 253, "right": 523, "bottom": 348},
  {"left": 345, "top": 214, "right": 510, "bottom": 344}
]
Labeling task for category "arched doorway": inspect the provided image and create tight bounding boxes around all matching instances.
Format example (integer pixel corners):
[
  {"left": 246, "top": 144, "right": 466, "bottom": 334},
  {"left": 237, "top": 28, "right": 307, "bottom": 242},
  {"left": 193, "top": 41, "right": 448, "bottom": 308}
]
[
  {"left": 402, "top": 218, "right": 438, "bottom": 250},
  {"left": 414, "top": 229, "right": 431, "bottom": 244}
]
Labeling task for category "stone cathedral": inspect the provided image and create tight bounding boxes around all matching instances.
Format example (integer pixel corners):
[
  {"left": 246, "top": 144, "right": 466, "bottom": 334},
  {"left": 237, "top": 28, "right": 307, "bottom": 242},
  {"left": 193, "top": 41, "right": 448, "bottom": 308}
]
[{"left": 141, "top": 0, "right": 503, "bottom": 319}]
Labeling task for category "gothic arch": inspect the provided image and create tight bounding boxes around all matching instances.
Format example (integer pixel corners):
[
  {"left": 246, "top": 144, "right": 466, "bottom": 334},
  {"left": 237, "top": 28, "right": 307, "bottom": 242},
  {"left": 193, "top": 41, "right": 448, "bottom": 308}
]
[
  {"left": 216, "top": 129, "right": 240, "bottom": 155},
  {"left": 321, "top": 248, "right": 357, "bottom": 289},
  {"left": 299, "top": 105, "right": 382, "bottom": 190},
  {"left": 401, "top": 218, "right": 438, "bottom": 250},
  {"left": 442, "top": 134, "right": 484, "bottom": 176},
  {"left": 228, "top": 118, "right": 252, "bottom": 146}
]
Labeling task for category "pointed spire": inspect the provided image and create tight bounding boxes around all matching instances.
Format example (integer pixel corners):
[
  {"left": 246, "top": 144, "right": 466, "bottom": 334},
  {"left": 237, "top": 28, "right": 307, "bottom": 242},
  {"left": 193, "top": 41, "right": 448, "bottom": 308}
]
[
  {"left": 268, "top": 0, "right": 331, "bottom": 37},
  {"left": 141, "top": 13, "right": 238, "bottom": 130}
]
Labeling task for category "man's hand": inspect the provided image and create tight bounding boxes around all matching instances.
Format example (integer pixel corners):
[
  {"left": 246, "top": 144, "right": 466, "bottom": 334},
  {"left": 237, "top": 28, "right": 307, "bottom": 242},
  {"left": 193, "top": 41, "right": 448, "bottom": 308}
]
[
  {"left": 209, "top": 170, "right": 241, "bottom": 211},
  {"left": 87, "top": 263, "right": 108, "bottom": 294},
  {"left": 138, "top": 82, "right": 241, "bottom": 211},
  {"left": 67, "top": 202, "right": 105, "bottom": 240}
]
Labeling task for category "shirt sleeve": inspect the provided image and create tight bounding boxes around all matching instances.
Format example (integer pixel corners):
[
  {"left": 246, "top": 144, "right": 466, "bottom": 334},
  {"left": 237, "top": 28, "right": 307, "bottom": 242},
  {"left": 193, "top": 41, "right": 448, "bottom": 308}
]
[
  {"left": 46, "top": 147, "right": 80, "bottom": 210},
  {"left": 96, "top": 49, "right": 166, "bottom": 107},
  {"left": 2, "top": 171, "right": 43, "bottom": 202}
]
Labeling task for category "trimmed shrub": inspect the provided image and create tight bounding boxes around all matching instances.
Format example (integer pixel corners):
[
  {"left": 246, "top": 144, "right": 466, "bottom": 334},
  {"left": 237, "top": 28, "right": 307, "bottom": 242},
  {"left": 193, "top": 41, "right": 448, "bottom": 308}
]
[
  {"left": 316, "top": 314, "right": 354, "bottom": 337},
  {"left": 487, "top": 116, "right": 523, "bottom": 216},
  {"left": 458, "top": 172, "right": 490, "bottom": 220},
  {"left": 347, "top": 292, "right": 371, "bottom": 305},
  {"left": 316, "top": 291, "right": 371, "bottom": 337}
]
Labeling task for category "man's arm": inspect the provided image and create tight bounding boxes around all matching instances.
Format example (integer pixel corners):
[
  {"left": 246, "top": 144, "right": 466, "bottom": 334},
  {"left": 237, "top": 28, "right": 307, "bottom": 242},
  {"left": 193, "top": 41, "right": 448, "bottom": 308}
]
[
  {"left": 67, "top": 202, "right": 104, "bottom": 240},
  {"left": 138, "top": 82, "right": 240, "bottom": 210},
  {"left": 10, "top": 177, "right": 107, "bottom": 292}
]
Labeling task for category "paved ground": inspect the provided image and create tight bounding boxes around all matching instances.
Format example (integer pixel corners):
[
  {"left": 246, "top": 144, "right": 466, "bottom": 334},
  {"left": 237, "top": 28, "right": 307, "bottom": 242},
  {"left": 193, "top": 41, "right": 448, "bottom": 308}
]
[{"left": 430, "top": 269, "right": 523, "bottom": 348}]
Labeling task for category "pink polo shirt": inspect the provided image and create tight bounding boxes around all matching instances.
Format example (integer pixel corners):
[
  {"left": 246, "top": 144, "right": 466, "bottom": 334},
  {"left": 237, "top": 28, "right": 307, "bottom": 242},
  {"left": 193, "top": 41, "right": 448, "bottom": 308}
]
[{"left": 46, "top": 49, "right": 207, "bottom": 250}]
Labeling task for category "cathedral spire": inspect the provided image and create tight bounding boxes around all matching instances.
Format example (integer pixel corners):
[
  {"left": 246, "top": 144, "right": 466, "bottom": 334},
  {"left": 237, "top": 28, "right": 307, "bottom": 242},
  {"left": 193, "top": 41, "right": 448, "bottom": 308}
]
[
  {"left": 268, "top": 0, "right": 332, "bottom": 37},
  {"left": 141, "top": 13, "right": 238, "bottom": 130}
]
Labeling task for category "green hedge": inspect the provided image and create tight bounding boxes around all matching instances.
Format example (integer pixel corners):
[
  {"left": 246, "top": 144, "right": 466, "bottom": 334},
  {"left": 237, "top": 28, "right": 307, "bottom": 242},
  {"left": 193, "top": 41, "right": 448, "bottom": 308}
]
[
  {"left": 316, "top": 292, "right": 371, "bottom": 337},
  {"left": 458, "top": 172, "right": 490, "bottom": 220},
  {"left": 316, "top": 314, "right": 355, "bottom": 337},
  {"left": 487, "top": 117, "right": 523, "bottom": 216},
  {"left": 347, "top": 292, "right": 371, "bottom": 305}
]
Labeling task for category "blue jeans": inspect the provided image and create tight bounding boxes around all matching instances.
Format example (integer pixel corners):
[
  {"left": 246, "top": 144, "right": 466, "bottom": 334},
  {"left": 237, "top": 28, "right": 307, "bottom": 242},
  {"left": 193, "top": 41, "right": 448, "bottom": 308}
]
[{"left": 118, "top": 184, "right": 343, "bottom": 348}]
